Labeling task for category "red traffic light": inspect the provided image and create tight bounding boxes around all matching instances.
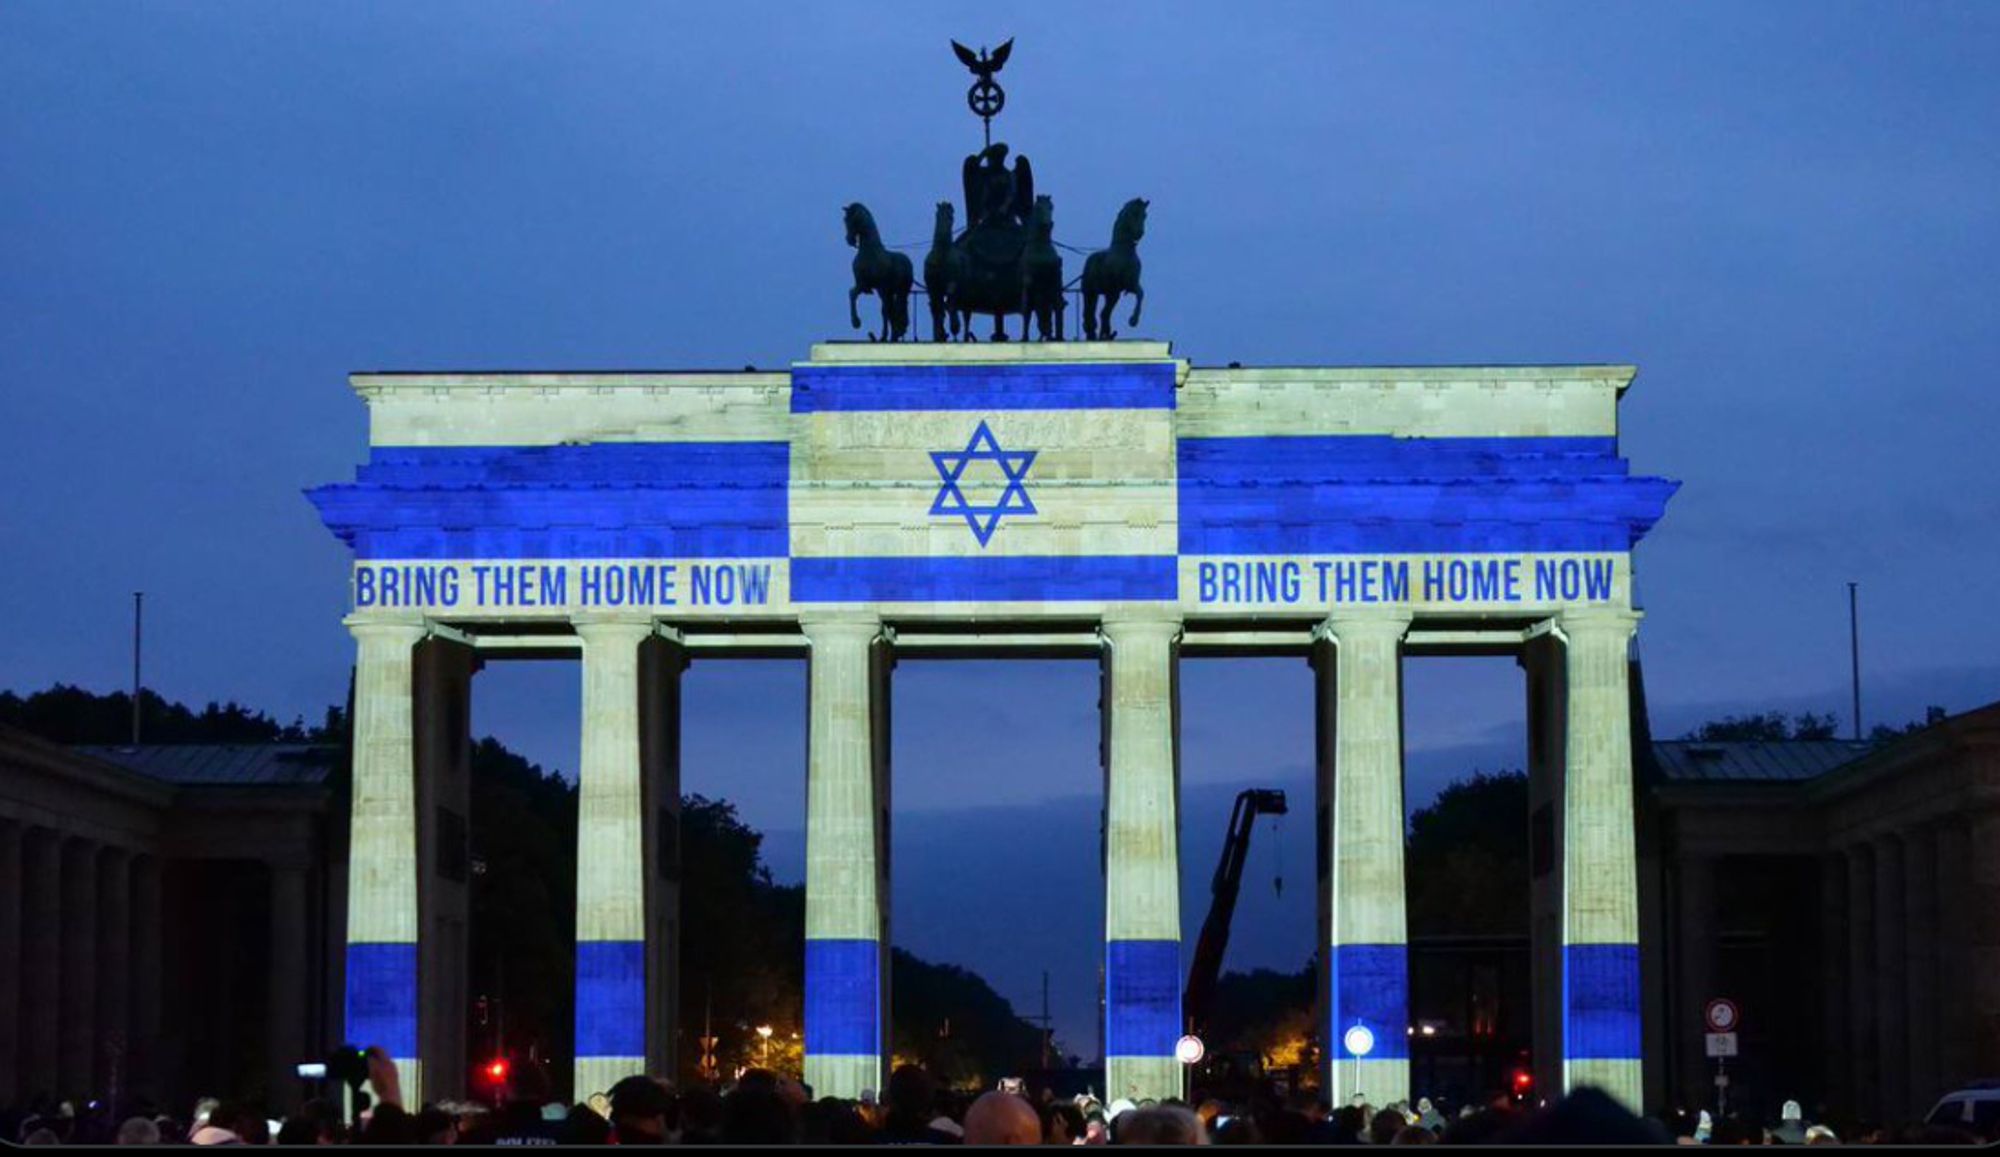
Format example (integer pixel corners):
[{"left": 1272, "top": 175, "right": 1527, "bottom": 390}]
[
  {"left": 485, "top": 1058, "right": 510, "bottom": 1083},
  {"left": 1511, "top": 1068, "right": 1534, "bottom": 1094}
]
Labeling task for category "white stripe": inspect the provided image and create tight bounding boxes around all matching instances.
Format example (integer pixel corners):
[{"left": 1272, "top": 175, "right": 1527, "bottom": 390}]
[{"left": 791, "top": 410, "right": 1176, "bottom": 559}]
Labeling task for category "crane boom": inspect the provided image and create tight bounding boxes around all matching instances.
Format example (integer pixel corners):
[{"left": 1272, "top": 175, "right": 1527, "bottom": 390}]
[{"left": 1182, "top": 788, "right": 1288, "bottom": 1040}]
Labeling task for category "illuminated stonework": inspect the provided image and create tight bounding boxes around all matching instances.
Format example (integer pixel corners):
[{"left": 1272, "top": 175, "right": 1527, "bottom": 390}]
[{"left": 311, "top": 341, "right": 1676, "bottom": 1105}]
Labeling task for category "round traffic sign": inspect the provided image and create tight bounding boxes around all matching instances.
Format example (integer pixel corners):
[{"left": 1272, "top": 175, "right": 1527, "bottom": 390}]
[
  {"left": 1704, "top": 998, "right": 1739, "bottom": 1033},
  {"left": 1174, "top": 1034, "right": 1205, "bottom": 1065},
  {"left": 1342, "top": 1024, "right": 1376, "bottom": 1059}
]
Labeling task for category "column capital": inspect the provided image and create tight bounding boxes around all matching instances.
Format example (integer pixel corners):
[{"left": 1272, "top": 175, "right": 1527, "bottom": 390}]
[
  {"left": 571, "top": 613, "right": 658, "bottom": 644},
  {"left": 1556, "top": 606, "right": 1642, "bottom": 638},
  {"left": 1098, "top": 611, "right": 1182, "bottom": 644},
  {"left": 1312, "top": 607, "right": 1413, "bottom": 644},
  {"left": 798, "top": 613, "right": 885, "bottom": 645},
  {"left": 344, "top": 615, "right": 428, "bottom": 644}
]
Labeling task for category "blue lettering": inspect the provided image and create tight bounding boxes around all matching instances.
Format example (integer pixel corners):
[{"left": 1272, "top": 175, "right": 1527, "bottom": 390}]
[
  {"left": 354, "top": 568, "right": 376, "bottom": 608},
  {"left": 1585, "top": 558, "right": 1615, "bottom": 601},
  {"left": 1535, "top": 559, "right": 1559, "bottom": 600},
  {"left": 1383, "top": 561, "right": 1410, "bottom": 603},
  {"left": 1423, "top": 559, "right": 1447, "bottom": 602},
  {"left": 1198, "top": 562, "right": 1218, "bottom": 603},
  {"left": 1314, "top": 561, "right": 1333, "bottom": 602},
  {"left": 1502, "top": 560, "right": 1521, "bottom": 602},
  {"left": 1334, "top": 562, "right": 1358, "bottom": 603},
  {"left": 736, "top": 564, "right": 766, "bottom": 605},
  {"left": 1469, "top": 560, "right": 1501, "bottom": 602}
]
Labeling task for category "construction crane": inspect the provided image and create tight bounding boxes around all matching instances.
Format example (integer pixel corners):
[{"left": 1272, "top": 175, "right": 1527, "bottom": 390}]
[{"left": 1183, "top": 788, "right": 1289, "bottom": 1041}]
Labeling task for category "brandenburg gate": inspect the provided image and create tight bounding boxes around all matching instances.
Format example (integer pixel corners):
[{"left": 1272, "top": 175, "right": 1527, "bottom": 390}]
[{"left": 309, "top": 341, "right": 1676, "bottom": 1106}]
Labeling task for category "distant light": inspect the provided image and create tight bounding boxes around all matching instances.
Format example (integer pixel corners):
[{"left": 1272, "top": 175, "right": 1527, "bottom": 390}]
[
  {"left": 1343, "top": 1025, "right": 1375, "bottom": 1059},
  {"left": 1420, "top": 1024, "right": 1437, "bottom": 1037},
  {"left": 486, "top": 1058, "right": 510, "bottom": 1083},
  {"left": 756, "top": 1025, "right": 774, "bottom": 1040},
  {"left": 1174, "top": 1035, "right": 1205, "bottom": 1065}
]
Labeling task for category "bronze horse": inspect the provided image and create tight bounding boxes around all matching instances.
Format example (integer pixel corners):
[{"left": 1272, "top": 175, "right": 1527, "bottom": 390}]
[
  {"left": 844, "top": 202, "right": 912, "bottom": 342},
  {"left": 1082, "top": 198, "right": 1148, "bottom": 340},
  {"left": 1021, "top": 194, "right": 1064, "bottom": 341},
  {"left": 923, "top": 202, "right": 969, "bottom": 342}
]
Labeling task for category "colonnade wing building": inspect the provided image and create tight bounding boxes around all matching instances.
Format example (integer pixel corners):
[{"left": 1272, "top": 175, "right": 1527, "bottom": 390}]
[{"left": 307, "top": 342, "right": 1677, "bottom": 1106}]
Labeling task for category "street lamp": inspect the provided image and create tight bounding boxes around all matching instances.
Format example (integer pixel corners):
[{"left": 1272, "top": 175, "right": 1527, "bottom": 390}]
[
  {"left": 756, "top": 1024, "right": 774, "bottom": 1068},
  {"left": 1342, "top": 1024, "right": 1375, "bottom": 1105}
]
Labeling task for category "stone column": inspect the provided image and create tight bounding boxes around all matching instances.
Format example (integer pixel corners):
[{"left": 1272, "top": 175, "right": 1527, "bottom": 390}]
[
  {"left": 1968, "top": 808, "right": 2000, "bottom": 1079},
  {"left": 1315, "top": 610, "right": 1412, "bottom": 1105},
  {"left": 1521, "top": 632, "right": 1566, "bottom": 1102},
  {"left": 802, "top": 615, "right": 890, "bottom": 1100},
  {"left": 1933, "top": 819, "right": 1972, "bottom": 1089},
  {"left": 1903, "top": 826, "right": 1939, "bottom": 1117},
  {"left": 128, "top": 855, "right": 163, "bottom": 1103},
  {"left": 1873, "top": 835, "right": 1907, "bottom": 1125},
  {"left": 413, "top": 636, "right": 475, "bottom": 1102},
  {"left": 1558, "top": 608, "right": 1643, "bottom": 1108},
  {"left": 1846, "top": 843, "right": 1877, "bottom": 1119},
  {"left": 0, "top": 821, "right": 20, "bottom": 1104},
  {"left": 572, "top": 616, "right": 661, "bottom": 1099},
  {"left": 95, "top": 846, "right": 132, "bottom": 1097},
  {"left": 58, "top": 837, "right": 98, "bottom": 1096},
  {"left": 343, "top": 618, "right": 426, "bottom": 1099},
  {"left": 1819, "top": 851, "right": 1850, "bottom": 1113},
  {"left": 20, "top": 828, "right": 60, "bottom": 1098},
  {"left": 269, "top": 862, "right": 310, "bottom": 1111},
  {"left": 639, "top": 634, "right": 687, "bottom": 1081},
  {"left": 1675, "top": 853, "right": 1718, "bottom": 1111},
  {"left": 1097, "top": 614, "right": 1182, "bottom": 1103}
]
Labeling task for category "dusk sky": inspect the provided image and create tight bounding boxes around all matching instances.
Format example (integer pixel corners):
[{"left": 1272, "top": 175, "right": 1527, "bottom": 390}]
[{"left": 5, "top": 1, "right": 1997, "bottom": 1055}]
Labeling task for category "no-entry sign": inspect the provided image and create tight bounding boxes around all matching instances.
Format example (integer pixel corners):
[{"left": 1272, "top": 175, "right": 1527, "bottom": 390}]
[{"left": 1704, "top": 998, "right": 1739, "bottom": 1033}]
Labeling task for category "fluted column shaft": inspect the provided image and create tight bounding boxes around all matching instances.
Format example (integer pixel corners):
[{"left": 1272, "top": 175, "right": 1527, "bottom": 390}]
[
  {"left": 1317, "top": 610, "right": 1412, "bottom": 1105},
  {"left": 1101, "top": 613, "right": 1183, "bottom": 1103},
  {"left": 344, "top": 618, "right": 426, "bottom": 1100},
  {"left": 802, "top": 616, "right": 889, "bottom": 1100},
  {"left": 1559, "top": 608, "right": 1643, "bottom": 1108}
]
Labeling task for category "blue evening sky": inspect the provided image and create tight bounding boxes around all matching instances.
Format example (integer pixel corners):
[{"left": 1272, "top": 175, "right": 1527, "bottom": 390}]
[{"left": 5, "top": 1, "right": 1997, "bottom": 1055}]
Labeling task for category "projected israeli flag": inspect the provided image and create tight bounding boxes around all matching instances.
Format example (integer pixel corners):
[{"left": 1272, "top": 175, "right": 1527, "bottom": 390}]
[{"left": 788, "top": 359, "right": 1180, "bottom": 604}]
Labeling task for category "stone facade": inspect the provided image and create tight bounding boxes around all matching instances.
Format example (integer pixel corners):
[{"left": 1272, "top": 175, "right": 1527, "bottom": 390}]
[
  {"left": 1641, "top": 703, "right": 2000, "bottom": 1121},
  {"left": 309, "top": 341, "right": 1677, "bottom": 1105},
  {"left": 0, "top": 726, "right": 339, "bottom": 1113}
]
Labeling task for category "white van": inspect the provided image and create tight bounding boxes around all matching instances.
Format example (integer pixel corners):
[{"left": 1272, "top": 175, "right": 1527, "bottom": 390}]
[{"left": 1925, "top": 1081, "right": 2000, "bottom": 1141}]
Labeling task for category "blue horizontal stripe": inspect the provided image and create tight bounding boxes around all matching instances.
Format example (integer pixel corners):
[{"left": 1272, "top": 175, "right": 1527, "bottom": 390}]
[
  {"left": 1105, "top": 939, "right": 1180, "bottom": 1058},
  {"left": 1179, "top": 435, "right": 1677, "bottom": 554},
  {"left": 1330, "top": 944, "right": 1410, "bottom": 1060},
  {"left": 793, "top": 555, "right": 1177, "bottom": 602},
  {"left": 308, "top": 442, "right": 789, "bottom": 560},
  {"left": 575, "top": 940, "right": 646, "bottom": 1058},
  {"left": 791, "top": 362, "right": 1177, "bottom": 412},
  {"left": 360, "top": 442, "right": 790, "bottom": 486},
  {"left": 1564, "top": 943, "right": 1641, "bottom": 1060},
  {"left": 805, "top": 939, "right": 881, "bottom": 1057},
  {"left": 344, "top": 942, "right": 417, "bottom": 1057},
  {"left": 346, "top": 529, "right": 785, "bottom": 560},
  {"left": 1181, "top": 435, "right": 1625, "bottom": 481}
]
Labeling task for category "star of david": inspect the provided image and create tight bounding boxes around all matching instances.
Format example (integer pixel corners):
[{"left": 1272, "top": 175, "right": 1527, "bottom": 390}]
[{"left": 929, "top": 420, "right": 1039, "bottom": 547}]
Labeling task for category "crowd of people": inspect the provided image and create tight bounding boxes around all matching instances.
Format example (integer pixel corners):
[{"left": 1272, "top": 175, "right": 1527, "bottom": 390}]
[{"left": 4, "top": 1053, "right": 1991, "bottom": 1146}]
